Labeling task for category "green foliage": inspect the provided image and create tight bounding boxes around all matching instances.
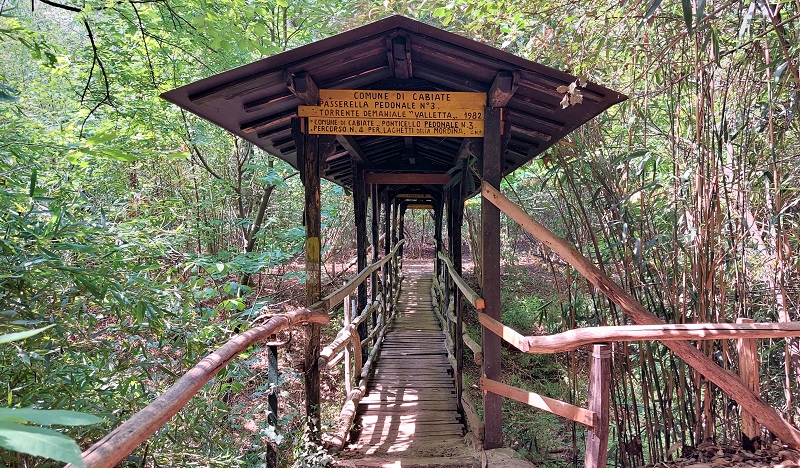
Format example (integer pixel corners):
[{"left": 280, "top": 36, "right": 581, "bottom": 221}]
[{"left": 0, "top": 328, "right": 103, "bottom": 467}]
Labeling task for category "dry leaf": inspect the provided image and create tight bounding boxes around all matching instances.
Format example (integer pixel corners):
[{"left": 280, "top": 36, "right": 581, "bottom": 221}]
[
  {"left": 560, "top": 94, "right": 570, "bottom": 108},
  {"left": 569, "top": 90, "right": 583, "bottom": 105},
  {"left": 578, "top": 75, "right": 588, "bottom": 87},
  {"left": 556, "top": 85, "right": 569, "bottom": 93}
]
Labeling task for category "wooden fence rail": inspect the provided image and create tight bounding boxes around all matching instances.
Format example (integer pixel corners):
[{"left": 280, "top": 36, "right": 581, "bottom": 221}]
[
  {"left": 68, "top": 240, "right": 405, "bottom": 468},
  {"left": 481, "top": 181, "right": 800, "bottom": 448}
]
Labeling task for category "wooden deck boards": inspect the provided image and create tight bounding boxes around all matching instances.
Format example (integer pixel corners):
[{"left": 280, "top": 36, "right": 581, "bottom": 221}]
[{"left": 347, "top": 271, "right": 468, "bottom": 458}]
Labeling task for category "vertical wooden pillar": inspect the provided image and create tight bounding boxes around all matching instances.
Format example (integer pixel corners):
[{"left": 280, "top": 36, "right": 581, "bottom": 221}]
[
  {"left": 383, "top": 192, "right": 391, "bottom": 316},
  {"left": 352, "top": 162, "right": 368, "bottom": 363},
  {"left": 302, "top": 131, "right": 322, "bottom": 439},
  {"left": 481, "top": 106, "right": 504, "bottom": 449},
  {"left": 586, "top": 343, "right": 611, "bottom": 467},
  {"left": 370, "top": 184, "right": 380, "bottom": 332},
  {"left": 399, "top": 203, "right": 407, "bottom": 257},
  {"left": 452, "top": 183, "right": 465, "bottom": 413},
  {"left": 434, "top": 196, "right": 443, "bottom": 278},
  {"left": 737, "top": 317, "right": 760, "bottom": 440}
]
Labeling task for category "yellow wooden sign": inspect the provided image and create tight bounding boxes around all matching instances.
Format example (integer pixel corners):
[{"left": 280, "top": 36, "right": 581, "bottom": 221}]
[
  {"left": 299, "top": 89, "right": 486, "bottom": 137},
  {"left": 307, "top": 117, "right": 484, "bottom": 137}
]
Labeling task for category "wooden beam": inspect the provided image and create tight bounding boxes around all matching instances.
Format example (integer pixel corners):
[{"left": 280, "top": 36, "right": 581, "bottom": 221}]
[
  {"left": 352, "top": 162, "right": 368, "bottom": 363},
  {"left": 285, "top": 71, "right": 320, "bottom": 105},
  {"left": 70, "top": 309, "right": 329, "bottom": 468},
  {"left": 481, "top": 377, "right": 596, "bottom": 428},
  {"left": 585, "top": 344, "right": 611, "bottom": 468},
  {"left": 487, "top": 70, "right": 519, "bottom": 107},
  {"left": 302, "top": 132, "right": 322, "bottom": 440},
  {"left": 406, "top": 203, "right": 433, "bottom": 209},
  {"left": 737, "top": 318, "right": 760, "bottom": 441},
  {"left": 478, "top": 312, "right": 527, "bottom": 351},
  {"left": 513, "top": 321, "right": 800, "bottom": 354},
  {"left": 364, "top": 173, "right": 451, "bottom": 185},
  {"left": 189, "top": 70, "right": 283, "bottom": 104},
  {"left": 396, "top": 193, "right": 433, "bottom": 199},
  {"left": 438, "top": 252, "right": 484, "bottom": 310},
  {"left": 480, "top": 181, "right": 800, "bottom": 449},
  {"left": 336, "top": 135, "right": 366, "bottom": 164},
  {"left": 481, "top": 105, "right": 504, "bottom": 450},
  {"left": 386, "top": 35, "right": 412, "bottom": 79}
]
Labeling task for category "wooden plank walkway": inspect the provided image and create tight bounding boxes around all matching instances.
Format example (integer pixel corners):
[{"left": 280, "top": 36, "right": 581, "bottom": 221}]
[{"left": 345, "top": 271, "right": 470, "bottom": 460}]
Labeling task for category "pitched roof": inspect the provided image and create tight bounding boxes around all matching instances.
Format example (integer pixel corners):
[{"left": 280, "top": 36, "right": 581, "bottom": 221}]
[{"left": 162, "top": 15, "right": 626, "bottom": 189}]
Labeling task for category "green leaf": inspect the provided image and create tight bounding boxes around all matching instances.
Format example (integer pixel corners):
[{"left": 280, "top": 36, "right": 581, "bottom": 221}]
[
  {"left": 711, "top": 26, "right": 720, "bottom": 66},
  {"left": 0, "top": 420, "right": 85, "bottom": 467},
  {"left": 0, "top": 325, "right": 55, "bottom": 344},
  {"left": 29, "top": 168, "right": 37, "bottom": 198},
  {"left": 275, "top": 0, "right": 287, "bottom": 7},
  {"left": 681, "top": 0, "right": 693, "bottom": 32},
  {"left": 643, "top": 0, "right": 663, "bottom": 21},
  {"left": 0, "top": 408, "right": 104, "bottom": 426},
  {"left": 696, "top": 0, "right": 707, "bottom": 24}
]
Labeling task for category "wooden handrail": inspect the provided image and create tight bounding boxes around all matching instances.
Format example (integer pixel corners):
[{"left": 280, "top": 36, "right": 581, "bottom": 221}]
[
  {"left": 479, "top": 312, "right": 800, "bottom": 354},
  {"left": 436, "top": 251, "right": 484, "bottom": 309},
  {"left": 71, "top": 239, "right": 405, "bottom": 468},
  {"left": 68, "top": 308, "right": 329, "bottom": 468},
  {"left": 480, "top": 377, "right": 597, "bottom": 427},
  {"left": 481, "top": 181, "right": 800, "bottom": 447},
  {"left": 318, "top": 239, "right": 404, "bottom": 313}
]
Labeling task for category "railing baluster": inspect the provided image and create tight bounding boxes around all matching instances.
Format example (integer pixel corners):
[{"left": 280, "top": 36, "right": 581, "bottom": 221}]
[{"left": 585, "top": 343, "right": 611, "bottom": 468}]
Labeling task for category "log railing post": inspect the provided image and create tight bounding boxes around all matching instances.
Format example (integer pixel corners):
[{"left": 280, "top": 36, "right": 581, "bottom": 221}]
[
  {"left": 737, "top": 317, "right": 760, "bottom": 441},
  {"left": 343, "top": 296, "right": 352, "bottom": 395},
  {"left": 586, "top": 343, "right": 611, "bottom": 468}
]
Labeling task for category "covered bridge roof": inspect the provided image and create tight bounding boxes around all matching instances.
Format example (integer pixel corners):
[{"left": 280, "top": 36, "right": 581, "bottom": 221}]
[{"left": 162, "top": 15, "right": 626, "bottom": 190}]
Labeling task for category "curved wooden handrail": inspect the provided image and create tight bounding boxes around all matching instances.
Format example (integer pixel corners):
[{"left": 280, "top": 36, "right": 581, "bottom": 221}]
[
  {"left": 479, "top": 312, "right": 800, "bottom": 354},
  {"left": 68, "top": 308, "right": 329, "bottom": 468},
  {"left": 436, "top": 251, "right": 484, "bottom": 309}
]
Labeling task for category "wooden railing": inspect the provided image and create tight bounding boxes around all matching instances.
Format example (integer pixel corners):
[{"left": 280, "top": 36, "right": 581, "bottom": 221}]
[
  {"left": 67, "top": 239, "right": 404, "bottom": 468},
  {"left": 428, "top": 182, "right": 800, "bottom": 465}
]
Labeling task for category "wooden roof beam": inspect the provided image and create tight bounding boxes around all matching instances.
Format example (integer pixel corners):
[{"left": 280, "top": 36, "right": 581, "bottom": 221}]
[
  {"left": 488, "top": 70, "right": 520, "bottom": 108},
  {"left": 336, "top": 135, "right": 367, "bottom": 164},
  {"left": 285, "top": 71, "right": 319, "bottom": 105},
  {"left": 364, "top": 173, "right": 451, "bottom": 185},
  {"left": 386, "top": 35, "right": 412, "bottom": 79}
]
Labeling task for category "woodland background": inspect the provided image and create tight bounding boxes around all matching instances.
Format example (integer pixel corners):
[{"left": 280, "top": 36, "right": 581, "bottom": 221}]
[{"left": 1, "top": 0, "right": 799, "bottom": 466}]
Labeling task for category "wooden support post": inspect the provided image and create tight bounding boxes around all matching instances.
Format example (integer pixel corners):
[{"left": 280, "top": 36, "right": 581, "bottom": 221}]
[
  {"left": 398, "top": 203, "right": 407, "bottom": 258},
  {"left": 452, "top": 183, "right": 465, "bottom": 414},
  {"left": 383, "top": 192, "right": 391, "bottom": 319},
  {"left": 481, "top": 105, "right": 504, "bottom": 449},
  {"left": 302, "top": 129, "right": 322, "bottom": 439},
  {"left": 370, "top": 184, "right": 380, "bottom": 341},
  {"left": 266, "top": 344, "right": 278, "bottom": 468},
  {"left": 344, "top": 296, "right": 352, "bottom": 395},
  {"left": 434, "top": 196, "right": 443, "bottom": 279},
  {"left": 585, "top": 343, "right": 611, "bottom": 468},
  {"left": 352, "top": 162, "right": 368, "bottom": 364},
  {"left": 737, "top": 317, "right": 760, "bottom": 440}
]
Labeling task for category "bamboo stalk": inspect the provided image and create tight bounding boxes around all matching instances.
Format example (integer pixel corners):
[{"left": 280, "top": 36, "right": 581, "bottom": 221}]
[{"left": 482, "top": 182, "right": 800, "bottom": 448}]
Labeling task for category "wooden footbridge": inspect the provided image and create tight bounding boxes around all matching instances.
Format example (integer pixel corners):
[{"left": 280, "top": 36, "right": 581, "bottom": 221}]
[{"left": 66, "top": 15, "right": 800, "bottom": 468}]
